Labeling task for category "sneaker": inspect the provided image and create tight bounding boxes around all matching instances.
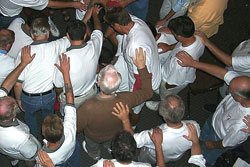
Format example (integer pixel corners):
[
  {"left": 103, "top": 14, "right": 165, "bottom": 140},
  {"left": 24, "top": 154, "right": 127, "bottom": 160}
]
[
  {"left": 82, "top": 140, "right": 100, "bottom": 160},
  {"left": 202, "top": 104, "right": 217, "bottom": 113},
  {"left": 48, "top": 16, "right": 60, "bottom": 37},
  {"left": 146, "top": 101, "right": 160, "bottom": 111}
]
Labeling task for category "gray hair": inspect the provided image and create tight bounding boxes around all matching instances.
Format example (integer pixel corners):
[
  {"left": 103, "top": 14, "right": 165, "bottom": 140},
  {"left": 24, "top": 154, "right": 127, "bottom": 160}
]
[
  {"left": 159, "top": 94, "right": 185, "bottom": 124},
  {"left": 30, "top": 18, "right": 50, "bottom": 37},
  {"left": 0, "top": 96, "right": 17, "bottom": 122},
  {"left": 98, "top": 65, "right": 122, "bottom": 95}
]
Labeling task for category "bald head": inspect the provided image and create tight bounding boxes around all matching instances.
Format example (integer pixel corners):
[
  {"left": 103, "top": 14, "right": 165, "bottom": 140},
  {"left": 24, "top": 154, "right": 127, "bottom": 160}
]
[
  {"left": 98, "top": 65, "right": 122, "bottom": 95},
  {"left": 0, "top": 29, "right": 15, "bottom": 51},
  {"left": 159, "top": 94, "right": 185, "bottom": 124},
  {"left": 229, "top": 76, "right": 250, "bottom": 100},
  {"left": 0, "top": 96, "right": 17, "bottom": 122}
]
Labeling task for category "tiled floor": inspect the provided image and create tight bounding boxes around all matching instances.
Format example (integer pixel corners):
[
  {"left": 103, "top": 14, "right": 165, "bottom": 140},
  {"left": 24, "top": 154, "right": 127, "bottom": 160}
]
[{"left": 1, "top": 0, "right": 250, "bottom": 166}]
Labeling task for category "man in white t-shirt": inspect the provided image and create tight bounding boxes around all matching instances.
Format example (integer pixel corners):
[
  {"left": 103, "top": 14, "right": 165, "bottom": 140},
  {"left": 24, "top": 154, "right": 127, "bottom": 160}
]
[
  {"left": 0, "top": 0, "right": 86, "bottom": 29},
  {"left": 53, "top": 6, "right": 102, "bottom": 115},
  {"left": 36, "top": 54, "right": 80, "bottom": 167},
  {"left": 105, "top": 7, "right": 161, "bottom": 123},
  {"left": 0, "top": 46, "right": 40, "bottom": 167},
  {"left": 146, "top": 16, "right": 204, "bottom": 111},
  {"left": 0, "top": 29, "right": 15, "bottom": 85},
  {"left": 14, "top": 18, "right": 71, "bottom": 137},
  {"left": 177, "top": 51, "right": 250, "bottom": 165},
  {"left": 113, "top": 94, "right": 200, "bottom": 164}
]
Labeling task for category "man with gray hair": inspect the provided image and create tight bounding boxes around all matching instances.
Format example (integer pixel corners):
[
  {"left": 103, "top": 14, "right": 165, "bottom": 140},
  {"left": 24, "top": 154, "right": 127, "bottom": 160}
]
[
  {"left": 14, "top": 17, "right": 71, "bottom": 138},
  {"left": 115, "top": 94, "right": 200, "bottom": 164},
  {"left": 77, "top": 47, "right": 153, "bottom": 160}
]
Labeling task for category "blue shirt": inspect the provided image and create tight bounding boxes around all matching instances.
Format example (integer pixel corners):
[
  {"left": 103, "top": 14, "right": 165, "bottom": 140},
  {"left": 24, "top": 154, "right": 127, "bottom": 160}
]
[{"left": 172, "top": 0, "right": 190, "bottom": 12}]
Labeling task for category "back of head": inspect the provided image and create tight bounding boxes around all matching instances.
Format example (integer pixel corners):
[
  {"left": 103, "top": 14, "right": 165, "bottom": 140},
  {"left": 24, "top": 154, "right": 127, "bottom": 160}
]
[
  {"left": 105, "top": 7, "right": 132, "bottom": 26},
  {"left": 98, "top": 64, "right": 122, "bottom": 95},
  {"left": 112, "top": 131, "right": 137, "bottom": 163},
  {"left": 168, "top": 16, "right": 195, "bottom": 38},
  {"left": 66, "top": 20, "right": 86, "bottom": 41},
  {"left": 26, "top": 11, "right": 48, "bottom": 27},
  {"left": 30, "top": 18, "right": 50, "bottom": 37},
  {"left": 0, "top": 96, "right": 17, "bottom": 123},
  {"left": 0, "top": 29, "right": 15, "bottom": 48},
  {"left": 230, "top": 76, "right": 250, "bottom": 101},
  {"left": 42, "top": 114, "right": 64, "bottom": 143},
  {"left": 159, "top": 94, "right": 185, "bottom": 124},
  {"left": 99, "top": 46, "right": 115, "bottom": 65}
]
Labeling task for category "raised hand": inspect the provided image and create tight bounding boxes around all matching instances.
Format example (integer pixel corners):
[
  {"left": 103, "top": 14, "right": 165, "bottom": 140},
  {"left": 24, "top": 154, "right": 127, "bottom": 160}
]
[
  {"left": 183, "top": 123, "right": 199, "bottom": 143},
  {"left": 37, "top": 150, "right": 54, "bottom": 167},
  {"left": 55, "top": 54, "right": 70, "bottom": 75},
  {"left": 176, "top": 51, "right": 195, "bottom": 67},
  {"left": 195, "top": 31, "right": 209, "bottom": 45},
  {"left": 149, "top": 128, "right": 163, "bottom": 147},
  {"left": 20, "top": 46, "right": 36, "bottom": 66},
  {"left": 112, "top": 102, "right": 130, "bottom": 121}
]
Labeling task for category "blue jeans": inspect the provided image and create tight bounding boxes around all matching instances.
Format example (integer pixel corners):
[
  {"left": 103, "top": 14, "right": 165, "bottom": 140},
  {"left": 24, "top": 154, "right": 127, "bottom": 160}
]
[
  {"left": 200, "top": 115, "right": 229, "bottom": 165},
  {"left": 57, "top": 140, "right": 81, "bottom": 167},
  {"left": 0, "top": 14, "right": 20, "bottom": 29},
  {"left": 21, "top": 90, "right": 56, "bottom": 137},
  {"left": 126, "top": 0, "right": 149, "bottom": 21}
]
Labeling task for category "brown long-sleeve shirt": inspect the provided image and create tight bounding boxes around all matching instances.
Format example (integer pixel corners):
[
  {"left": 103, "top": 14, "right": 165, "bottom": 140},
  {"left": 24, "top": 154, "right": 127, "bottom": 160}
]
[{"left": 77, "top": 67, "right": 153, "bottom": 143}]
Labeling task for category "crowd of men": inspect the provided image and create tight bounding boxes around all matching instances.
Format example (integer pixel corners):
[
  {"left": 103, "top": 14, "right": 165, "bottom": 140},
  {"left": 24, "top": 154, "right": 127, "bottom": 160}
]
[{"left": 0, "top": 0, "right": 250, "bottom": 167}]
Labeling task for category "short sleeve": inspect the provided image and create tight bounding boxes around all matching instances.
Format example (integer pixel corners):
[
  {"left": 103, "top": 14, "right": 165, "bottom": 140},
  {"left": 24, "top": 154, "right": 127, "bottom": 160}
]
[
  {"left": 18, "top": 136, "right": 39, "bottom": 159},
  {"left": 0, "top": 88, "right": 8, "bottom": 97},
  {"left": 224, "top": 71, "right": 240, "bottom": 85},
  {"left": 188, "top": 154, "right": 206, "bottom": 167},
  {"left": 133, "top": 129, "right": 153, "bottom": 148},
  {"left": 222, "top": 126, "right": 249, "bottom": 147},
  {"left": 232, "top": 56, "right": 250, "bottom": 72}
]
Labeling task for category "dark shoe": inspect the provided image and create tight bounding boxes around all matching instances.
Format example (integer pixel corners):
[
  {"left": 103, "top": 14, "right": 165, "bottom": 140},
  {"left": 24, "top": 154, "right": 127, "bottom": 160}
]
[{"left": 202, "top": 104, "right": 217, "bottom": 113}]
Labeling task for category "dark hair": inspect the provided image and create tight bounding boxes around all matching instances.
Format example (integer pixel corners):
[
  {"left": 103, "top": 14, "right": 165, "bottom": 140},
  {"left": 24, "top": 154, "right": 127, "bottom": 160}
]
[
  {"left": 0, "top": 29, "right": 15, "bottom": 47},
  {"left": 146, "top": 22, "right": 157, "bottom": 37},
  {"left": 26, "top": 11, "right": 48, "bottom": 27},
  {"left": 42, "top": 114, "right": 64, "bottom": 143},
  {"left": 66, "top": 20, "right": 86, "bottom": 41},
  {"left": 105, "top": 7, "right": 132, "bottom": 26},
  {"left": 168, "top": 16, "right": 195, "bottom": 38},
  {"left": 112, "top": 131, "right": 137, "bottom": 163},
  {"left": 99, "top": 46, "right": 115, "bottom": 64}
]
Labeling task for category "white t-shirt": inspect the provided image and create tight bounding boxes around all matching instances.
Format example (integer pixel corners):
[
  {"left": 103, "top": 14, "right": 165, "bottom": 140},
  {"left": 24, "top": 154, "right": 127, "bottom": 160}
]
[
  {"left": 0, "top": 88, "right": 39, "bottom": 160},
  {"left": 134, "top": 120, "right": 200, "bottom": 162},
  {"left": 36, "top": 105, "right": 77, "bottom": 166},
  {"left": 53, "top": 30, "right": 103, "bottom": 96},
  {"left": 122, "top": 15, "right": 161, "bottom": 91},
  {"left": 8, "top": 18, "right": 33, "bottom": 59},
  {"left": 0, "top": 53, "right": 15, "bottom": 85},
  {"left": 212, "top": 71, "right": 250, "bottom": 147},
  {"left": 231, "top": 39, "right": 250, "bottom": 76},
  {"left": 0, "top": 0, "right": 48, "bottom": 17},
  {"left": 91, "top": 159, "right": 152, "bottom": 167},
  {"left": 162, "top": 35, "right": 204, "bottom": 85},
  {"left": 15, "top": 37, "right": 70, "bottom": 93}
]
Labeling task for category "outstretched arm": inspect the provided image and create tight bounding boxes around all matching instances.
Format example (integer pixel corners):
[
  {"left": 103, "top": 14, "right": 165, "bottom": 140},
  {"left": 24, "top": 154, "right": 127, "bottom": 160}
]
[
  {"left": 3, "top": 46, "right": 35, "bottom": 92},
  {"left": 149, "top": 128, "right": 165, "bottom": 167},
  {"left": 195, "top": 31, "right": 232, "bottom": 67},
  {"left": 55, "top": 54, "right": 74, "bottom": 104},
  {"left": 47, "top": 0, "right": 86, "bottom": 10},
  {"left": 176, "top": 51, "right": 227, "bottom": 80},
  {"left": 92, "top": 4, "right": 102, "bottom": 31}
]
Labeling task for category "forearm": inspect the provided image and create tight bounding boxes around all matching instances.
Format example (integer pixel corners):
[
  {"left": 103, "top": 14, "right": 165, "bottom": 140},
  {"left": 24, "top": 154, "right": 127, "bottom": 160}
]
[
  {"left": 92, "top": 13, "right": 101, "bottom": 31},
  {"left": 1, "top": 63, "right": 26, "bottom": 92},
  {"left": 162, "top": 9, "right": 175, "bottom": 22},
  {"left": 191, "top": 141, "right": 202, "bottom": 155},
  {"left": 155, "top": 145, "right": 165, "bottom": 167},
  {"left": 122, "top": 118, "right": 134, "bottom": 135},
  {"left": 63, "top": 72, "right": 74, "bottom": 104},
  {"left": 47, "top": 1, "right": 76, "bottom": 9},
  {"left": 14, "top": 82, "right": 23, "bottom": 100},
  {"left": 209, "top": 140, "right": 224, "bottom": 149},
  {"left": 192, "top": 60, "right": 227, "bottom": 80},
  {"left": 205, "top": 40, "right": 232, "bottom": 67}
]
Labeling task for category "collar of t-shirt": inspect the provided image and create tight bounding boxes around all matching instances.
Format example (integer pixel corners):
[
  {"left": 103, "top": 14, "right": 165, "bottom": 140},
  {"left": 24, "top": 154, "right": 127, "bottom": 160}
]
[
  {"left": 42, "top": 135, "right": 65, "bottom": 153},
  {"left": 66, "top": 43, "right": 87, "bottom": 52},
  {"left": 21, "top": 24, "right": 32, "bottom": 37},
  {"left": 0, "top": 49, "right": 7, "bottom": 54},
  {"left": 0, "top": 118, "right": 19, "bottom": 127},
  {"left": 31, "top": 39, "right": 49, "bottom": 45}
]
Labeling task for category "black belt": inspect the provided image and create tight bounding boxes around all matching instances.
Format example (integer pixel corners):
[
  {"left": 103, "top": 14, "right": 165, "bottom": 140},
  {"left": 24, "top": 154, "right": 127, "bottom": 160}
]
[{"left": 22, "top": 89, "right": 54, "bottom": 97}]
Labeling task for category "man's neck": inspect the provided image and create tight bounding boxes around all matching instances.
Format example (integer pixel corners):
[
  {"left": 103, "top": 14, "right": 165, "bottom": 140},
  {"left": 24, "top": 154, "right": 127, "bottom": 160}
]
[
  {"left": 99, "top": 91, "right": 115, "bottom": 98},
  {"left": 33, "top": 36, "right": 48, "bottom": 41},
  {"left": 166, "top": 121, "right": 183, "bottom": 129},
  {"left": 181, "top": 36, "right": 196, "bottom": 47},
  {"left": 47, "top": 141, "right": 60, "bottom": 150},
  {"left": 70, "top": 40, "right": 85, "bottom": 46}
]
